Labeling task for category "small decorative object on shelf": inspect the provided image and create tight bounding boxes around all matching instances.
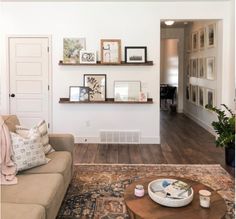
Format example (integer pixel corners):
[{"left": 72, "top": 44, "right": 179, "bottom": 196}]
[
  {"left": 139, "top": 91, "right": 148, "bottom": 102},
  {"left": 134, "top": 185, "right": 145, "bottom": 197},
  {"left": 63, "top": 38, "right": 86, "bottom": 64},
  {"left": 101, "top": 39, "right": 121, "bottom": 64},
  {"left": 79, "top": 50, "right": 97, "bottom": 64},
  {"left": 69, "top": 86, "right": 89, "bottom": 102},
  {"left": 125, "top": 46, "right": 147, "bottom": 63},
  {"left": 84, "top": 74, "right": 106, "bottom": 101}
]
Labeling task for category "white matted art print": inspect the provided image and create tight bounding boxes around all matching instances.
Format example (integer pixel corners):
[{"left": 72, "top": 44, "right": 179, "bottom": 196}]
[
  {"left": 206, "top": 57, "right": 215, "bottom": 80},
  {"left": 198, "top": 58, "right": 206, "bottom": 78},
  {"left": 198, "top": 87, "right": 205, "bottom": 107},
  {"left": 125, "top": 47, "right": 147, "bottom": 63},
  {"left": 199, "top": 28, "right": 205, "bottom": 50},
  {"left": 101, "top": 39, "right": 121, "bottom": 64},
  {"left": 207, "top": 23, "right": 216, "bottom": 48},
  {"left": 63, "top": 38, "right": 86, "bottom": 63},
  {"left": 191, "top": 32, "right": 198, "bottom": 51},
  {"left": 206, "top": 88, "right": 215, "bottom": 107},
  {"left": 80, "top": 51, "right": 97, "bottom": 64}
]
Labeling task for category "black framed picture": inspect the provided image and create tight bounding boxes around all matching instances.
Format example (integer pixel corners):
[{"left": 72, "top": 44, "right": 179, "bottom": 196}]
[
  {"left": 125, "top": 46, "right": 147, "bottom": 63},
  {"left": 69, "top": 86, "right": 89, "bottom": 102},
  {"left": 84, "top": 74, "right": 106, "bottom": 101}
]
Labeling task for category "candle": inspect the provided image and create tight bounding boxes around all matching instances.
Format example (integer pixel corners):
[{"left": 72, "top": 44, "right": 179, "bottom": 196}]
[
  {"left": 199, "top": 190, "right": 212, "bottom": 208},
  {"left": 134, "top": 184, "right": 145, "bottom": 197}
]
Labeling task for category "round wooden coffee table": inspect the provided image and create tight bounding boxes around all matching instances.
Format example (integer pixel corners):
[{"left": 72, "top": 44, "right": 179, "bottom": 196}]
[{"left": 124, "top": 176, "right": 227, "bottom": 219}]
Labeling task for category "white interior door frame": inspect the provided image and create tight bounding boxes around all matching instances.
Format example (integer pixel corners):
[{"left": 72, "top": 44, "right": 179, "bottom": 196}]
[{"left": 6, "top": 35, "right": 53, "bottom": 131}]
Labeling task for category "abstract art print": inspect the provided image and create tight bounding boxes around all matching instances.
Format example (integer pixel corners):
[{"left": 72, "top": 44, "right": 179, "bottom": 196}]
[
  {"left": 84, "top": 74, "right": 106, "bottom": 101},
  {"left": 101, "top": 39, "right": 121, "bottom": 64},
  {"left": 63, "top": 38, "right": 86, "bottom": 63},
  {"left": 80, "top": 51, "right": 97, "bottom": 64},
  {"left": 125, "top": 47, "right": 147, "bottom": 63}
]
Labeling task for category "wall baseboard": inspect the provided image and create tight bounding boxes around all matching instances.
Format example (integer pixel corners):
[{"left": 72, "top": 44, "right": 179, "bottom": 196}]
[
  {"left": 183, "top": 110, "right": 216, "bottom": 136},
  {"left": 75, "top": 136, "right": 160, "bottom": 144}
]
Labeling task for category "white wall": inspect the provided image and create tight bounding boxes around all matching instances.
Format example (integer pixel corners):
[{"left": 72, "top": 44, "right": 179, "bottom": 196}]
[{"left": 1, "top": 1, "right": 234, "bottom": 143}]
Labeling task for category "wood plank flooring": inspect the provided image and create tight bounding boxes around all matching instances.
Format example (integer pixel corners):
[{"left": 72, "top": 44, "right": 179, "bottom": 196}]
[{"left": 74, "top": 111, "right": 235, "bottom": 176}]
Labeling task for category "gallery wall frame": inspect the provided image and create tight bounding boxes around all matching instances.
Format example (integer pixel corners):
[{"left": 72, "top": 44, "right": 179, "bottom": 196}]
[
  {"left": 207, "top": 23, "right": 216, "bottom": 48},
  {"left": 79, "top": 50, "right": 97, "bottom": 64},
  {"left": 206, "top": 57, "right": 215, "bottom": 80},
  {"left": 84, "top": 74, "right": 107, "bottom": 101},
  {"left": 191, "top": 31, "right": 198, "bottom": 51},
  {"left": 100, "top": 39, "right": 121, "bottom": 64},
  {"left": 69, "top": 86, "right": 89, "bottom": 102},
  {"left": 198, "top": 86, "right": 205, "bottom": 108},
  {"left": 199, "top": 28, "right": 205, "bottom": 50},
  {"left": 206, "top": 88, "right": 215, "bottom": 108},
  {"left": 125, "top": 46, "right": 147, "bottom": 63}
]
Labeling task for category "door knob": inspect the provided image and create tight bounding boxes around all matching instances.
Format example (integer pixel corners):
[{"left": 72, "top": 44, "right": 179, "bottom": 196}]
[{"left": 10, "top": 93, "right": 15, "bottom": 97}]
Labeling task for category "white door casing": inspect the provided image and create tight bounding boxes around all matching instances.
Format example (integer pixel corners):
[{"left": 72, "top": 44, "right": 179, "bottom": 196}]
[{"left": 9, "top": 37, "right": 51, "bottom": 129}]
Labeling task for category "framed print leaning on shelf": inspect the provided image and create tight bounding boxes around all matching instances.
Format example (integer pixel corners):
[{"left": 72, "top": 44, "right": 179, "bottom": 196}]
[
  {"left": 206, "top": 57, "right": 215, "bottom": 80},
  {"left": 199, "top": 28, "right": 205, "bottom": 50},
  {"left": 80, "top": 51, "right": 97, "bottom": 64},
  {"left": 69, "top": 86, "right": 89, "bottom": 102},
  {"left": 101, "top": 39, "right": 121, "bottom": 64},
  {"left": 198, "top": 58, "right": 205, "bottom": 78},
  {"left": 84, "top": 74, "right": 106, "bottom": 101},
  {"left": 198, "top": 86, "right": 205, "bottom": 107},
  {"left": 63, "top": 38, "right": 86, "bottom": 63},
  {"left": 207, "top": 23, "right": 216, "bottom": 48},
  {"left": 191, "top": 31, "right": 198, "bottom": 51},
  {"left": 125, "top": 47, "right": 147, "bottom": 63},
  {"left": 206, "top": 88, "right": 215, "bottom": 107},
  {"left": 191, "top": 85, "right": 198, "bottom": 104},
  {"left": 191, "top": 58, "right": 198, "bottom": 77}
]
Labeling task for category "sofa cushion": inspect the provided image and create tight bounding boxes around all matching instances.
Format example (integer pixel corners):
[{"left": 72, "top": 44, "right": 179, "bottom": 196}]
[
  {"left": 22, "top": 151, "right": 72, "bottom": 187},
  {"left": 1, "top": 173, "right": 66, "bottom": 219},
  {"left": 2, "top": 203, "right": 45, "bottom": 219},
  {"left": 2, "top": 115, "right": 20, "bottom": 132}
]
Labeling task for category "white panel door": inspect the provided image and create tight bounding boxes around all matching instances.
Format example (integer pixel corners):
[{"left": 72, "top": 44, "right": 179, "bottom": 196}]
[{"left": 9, "top": 37, "right": 50, "bottom": 128}]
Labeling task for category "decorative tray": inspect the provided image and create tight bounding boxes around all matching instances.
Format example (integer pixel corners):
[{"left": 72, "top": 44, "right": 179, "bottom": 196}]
[{"left": 148, "top": 178, "right": 194, "bottom": 207}]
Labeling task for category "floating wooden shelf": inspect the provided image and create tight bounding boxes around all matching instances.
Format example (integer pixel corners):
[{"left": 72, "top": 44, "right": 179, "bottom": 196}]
[
  {"left": 59, "top": 98, "right": 153, "bottom": 104},
  {"left": 58, "top": 60, "right": 154, "bottom": 66}
]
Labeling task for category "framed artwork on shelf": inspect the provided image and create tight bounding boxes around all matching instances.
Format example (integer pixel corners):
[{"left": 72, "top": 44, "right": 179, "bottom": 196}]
[
  {"left": 206, "top": 88, "right": 215, "bottom": 107},
  {"left": 191, "top": 85, "right": 198, "bottom": 104},
  {"left": 198, "top": 58, "right": 206, "bottom": 78},
  {"left": 198, "top": 86, "right": 205, "bottom": 107},
  {"left": 186, "top": 85, "right": 190, "bottom": 101},
  {"left": 206, "top": 57, "right": 215, "bottom": 80},
  {"left": 79, "top": 51, "right": 97, "bottom": 64},
  {"left": 191, "top": 58, "right": 198, "bottom": 77},
  {"left": 84, "top": 74, "right": 106, "bottom": 101},
  {"left": 101, "top": 39, "right": 121, "bottom": 64},
  {"left": 199, "top": 28, "right": 205, "bottom": 50},
  {"left": 63, "top": 38, "right": 86, "bottom": 63},
  {"left": 69, "top": 86, "right": 89, "bottom": 102},
  {"left": 207, "top": 23, "right": 216, "bottom": 48},
  {"left": 114, "top": 81, "right": 141, "bottom": 102},
  {"left": 186, "top": 60, "right": 191, "bottom": 76},
  {"left": 191, "top": 31, "right": 198, "bottom": 51},
  {"left": 125, "top": 46, "right": 147, "bottom": 63}
]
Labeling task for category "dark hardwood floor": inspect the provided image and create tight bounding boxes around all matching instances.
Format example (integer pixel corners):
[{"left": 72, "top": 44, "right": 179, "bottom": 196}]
[{"left": 74, "top": 111, "right": 235, "bottom": 177}]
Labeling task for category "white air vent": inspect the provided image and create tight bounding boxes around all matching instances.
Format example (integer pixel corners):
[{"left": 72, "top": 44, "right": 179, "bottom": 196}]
[{"left": 100, "top": 130, "right": 140, "bottom": 144}]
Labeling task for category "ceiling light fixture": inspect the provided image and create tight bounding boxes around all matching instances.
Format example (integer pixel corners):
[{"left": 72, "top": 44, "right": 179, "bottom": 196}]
[{"left": 165, "top": 20, "right": 175, "bottom": 26}]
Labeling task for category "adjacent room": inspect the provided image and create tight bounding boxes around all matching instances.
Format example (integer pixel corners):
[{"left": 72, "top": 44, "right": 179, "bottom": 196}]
[{"left": 0, "top": 1, "right": 235, "bottom": 219}]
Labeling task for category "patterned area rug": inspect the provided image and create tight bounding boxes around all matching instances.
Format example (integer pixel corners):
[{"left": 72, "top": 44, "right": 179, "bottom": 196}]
[{"left": 57, "top": 164, "right": 235, "bottom": 219}]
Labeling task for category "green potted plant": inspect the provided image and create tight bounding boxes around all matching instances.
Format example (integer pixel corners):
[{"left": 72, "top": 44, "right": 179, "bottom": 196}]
[{"left": 206, "top": 104, "right": 235, "bottom": 167}]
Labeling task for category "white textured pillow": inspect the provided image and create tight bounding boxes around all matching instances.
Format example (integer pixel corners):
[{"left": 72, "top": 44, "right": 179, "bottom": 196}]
[
  {"left": 16, "top": 120, "right": 54, "bottom": 155},
  {"left": 10, "top": 130, "right": 48, "bottom": 172}
]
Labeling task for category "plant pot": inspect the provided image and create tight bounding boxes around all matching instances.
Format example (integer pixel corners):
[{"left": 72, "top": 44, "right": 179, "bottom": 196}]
[{"left": 225, "top": 147, "right": 235, "bottom": 167}]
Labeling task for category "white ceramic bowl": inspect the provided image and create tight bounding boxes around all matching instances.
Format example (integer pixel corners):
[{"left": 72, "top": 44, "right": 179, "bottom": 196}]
[{"left": 148, "top": 178, "right": 194, "bottom": 208}]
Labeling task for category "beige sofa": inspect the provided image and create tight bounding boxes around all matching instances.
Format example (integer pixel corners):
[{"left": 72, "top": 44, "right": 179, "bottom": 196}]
[{"left": 1, "top": 115, "right": 75, "bottom": 219}]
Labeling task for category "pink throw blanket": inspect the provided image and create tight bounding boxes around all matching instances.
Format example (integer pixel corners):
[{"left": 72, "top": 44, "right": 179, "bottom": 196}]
[{"left": 0, "top": 116, "right": 17, "bottom": 185}]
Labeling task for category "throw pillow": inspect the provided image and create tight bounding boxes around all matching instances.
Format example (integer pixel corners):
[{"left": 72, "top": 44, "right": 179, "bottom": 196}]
[
  {"left": 10, "top": 130, "right": 48, "bottom": 172},
  {"left": 16, "top": 120, "right": 55, "bottom": 155}
]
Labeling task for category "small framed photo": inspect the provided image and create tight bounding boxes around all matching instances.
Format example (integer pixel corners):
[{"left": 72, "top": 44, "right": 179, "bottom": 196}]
[
  {"left": 207, "top": 23, "right": 216, "bottom": 48},
  {"left": 190, "top": 58, "right": 198, "bottom": 77},
  {"left": 199, "top": 28, "right": 205, "bottom": 50},
  {"left": 198, "top": 58, "right": 206, "bottom": 78},
  {"left": 63, "top": 38, "right": 86, "bottom": 63},
  {"left": 101, "top": 39, "right": 121, "bottom": 64},
  {"left": 198, "top": 86, "right": 205, "bottom": 107},
  {"left": 84, "top": 74, "right": 106, "bottom": 101},
  {"left": 191, "top": 32, "right": 198, "bottom": 51},
  {"left": 80, "top": 51, "right": 97, "bottom": 64},
  {"left": 206, "top": 57, "right": 215, "bottom": 80},
  {"left": 206, "top": 88, "right": 215, "bottom": 107},
  {"left": 69, "top": 86, "right": 89, "bottom": 102},
  {"left": 125, "top": 47, "right": 147, "bottom": 63},
  {"left": 191, "top": 85, "right": 198, "bottom": 104}
]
